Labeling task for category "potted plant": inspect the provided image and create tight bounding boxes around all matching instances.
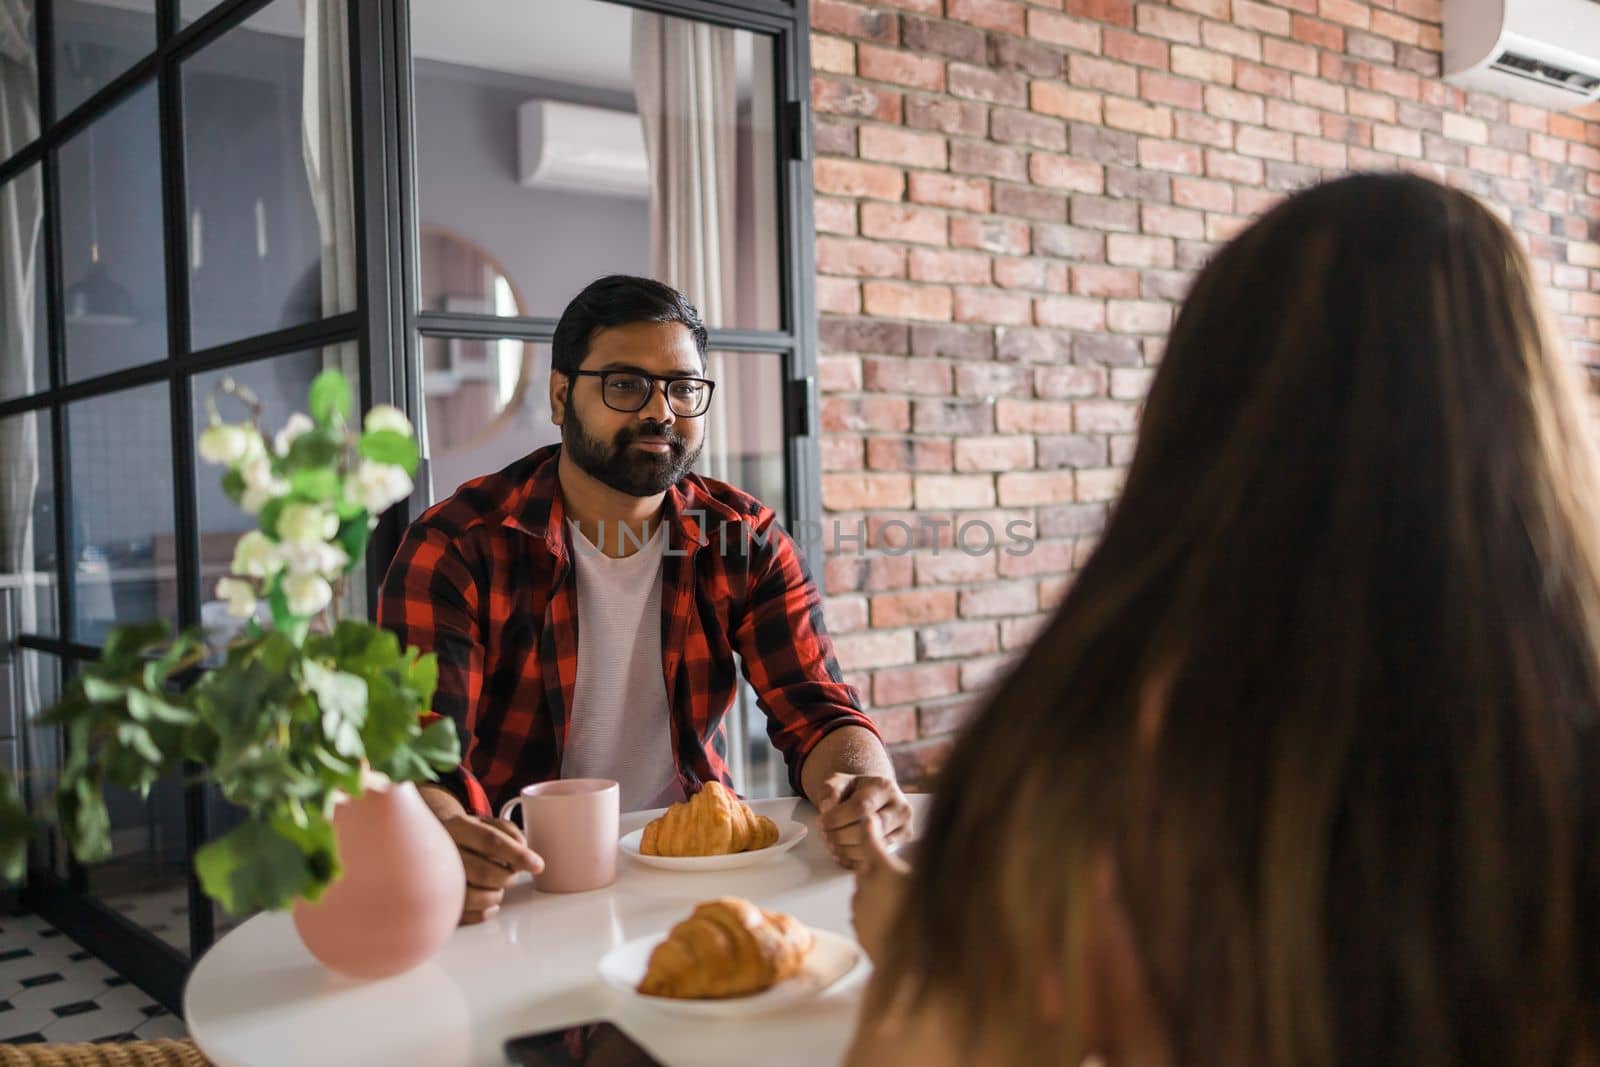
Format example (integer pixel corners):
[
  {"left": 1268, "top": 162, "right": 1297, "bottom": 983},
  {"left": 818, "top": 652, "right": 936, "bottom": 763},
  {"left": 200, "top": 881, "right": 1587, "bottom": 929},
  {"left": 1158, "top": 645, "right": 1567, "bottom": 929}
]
[{"left": 0, "top": 370, "right": 465, "bottom": 979}]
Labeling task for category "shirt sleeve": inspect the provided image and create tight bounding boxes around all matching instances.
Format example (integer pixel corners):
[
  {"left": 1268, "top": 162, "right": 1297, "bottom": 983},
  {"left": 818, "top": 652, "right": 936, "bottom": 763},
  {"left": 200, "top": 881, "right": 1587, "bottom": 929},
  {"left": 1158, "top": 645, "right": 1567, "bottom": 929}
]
[
  {"left": 730, "top": 512, "right": 881, "bottom": 794},
  {"left": 378, "top": 523, "right": 492, "bottom": 817}
]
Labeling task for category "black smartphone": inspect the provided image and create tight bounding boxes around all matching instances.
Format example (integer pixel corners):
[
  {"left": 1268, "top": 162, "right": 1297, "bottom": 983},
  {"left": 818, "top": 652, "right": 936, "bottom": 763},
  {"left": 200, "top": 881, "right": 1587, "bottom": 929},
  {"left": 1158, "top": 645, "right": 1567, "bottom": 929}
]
[{"left": 504, "top": 1021, "right": 667, "bottom": 1067}]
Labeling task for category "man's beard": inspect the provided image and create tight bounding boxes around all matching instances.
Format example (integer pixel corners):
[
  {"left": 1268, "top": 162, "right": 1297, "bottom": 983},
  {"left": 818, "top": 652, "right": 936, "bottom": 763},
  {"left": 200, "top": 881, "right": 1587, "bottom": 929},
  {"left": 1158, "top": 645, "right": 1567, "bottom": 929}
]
[{"left": 562, "top": 401, "right": 702, "bottom": 497}]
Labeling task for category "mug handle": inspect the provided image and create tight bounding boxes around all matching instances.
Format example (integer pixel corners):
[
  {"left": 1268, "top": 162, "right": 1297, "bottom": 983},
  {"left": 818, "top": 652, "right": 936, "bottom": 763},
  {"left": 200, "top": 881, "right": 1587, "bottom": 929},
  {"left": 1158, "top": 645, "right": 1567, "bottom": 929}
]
[{"left": 498, "top": 796, "right": 522, "bottom": 825}]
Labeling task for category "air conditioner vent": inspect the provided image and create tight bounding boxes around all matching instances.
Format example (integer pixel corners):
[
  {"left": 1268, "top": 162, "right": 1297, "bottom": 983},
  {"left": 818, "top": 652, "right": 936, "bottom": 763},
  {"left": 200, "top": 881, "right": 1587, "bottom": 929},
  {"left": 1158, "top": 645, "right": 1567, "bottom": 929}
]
[
  {"left": 1491, "top": 49, "right": 1600, "bottom": 94},
  {"left": 1444, "top": 0, "right": 1600, "bottom": 110}
]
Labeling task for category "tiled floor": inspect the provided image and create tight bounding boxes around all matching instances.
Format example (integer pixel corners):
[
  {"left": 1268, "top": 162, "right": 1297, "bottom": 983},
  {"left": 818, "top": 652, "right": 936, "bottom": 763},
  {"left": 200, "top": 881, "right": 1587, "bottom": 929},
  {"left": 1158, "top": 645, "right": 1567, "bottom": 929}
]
[{"left": 0, "top": 913, "right": 188, "bottom": 1044}]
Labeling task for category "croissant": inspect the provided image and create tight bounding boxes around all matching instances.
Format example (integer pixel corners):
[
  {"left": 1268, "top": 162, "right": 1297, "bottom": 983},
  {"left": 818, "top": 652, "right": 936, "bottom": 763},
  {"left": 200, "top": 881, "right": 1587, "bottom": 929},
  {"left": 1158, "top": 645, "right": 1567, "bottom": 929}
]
[
  {"left": 637, "top": 897, "right": 813, "bottom": 999},
  {"left": 640, "top": 781, "right": 780, "bottom": 857}
]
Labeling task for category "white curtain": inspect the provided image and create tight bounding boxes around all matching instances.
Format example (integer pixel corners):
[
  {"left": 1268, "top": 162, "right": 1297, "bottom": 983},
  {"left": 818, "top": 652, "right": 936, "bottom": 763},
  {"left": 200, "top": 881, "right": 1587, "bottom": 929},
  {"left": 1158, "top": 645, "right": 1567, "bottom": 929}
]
[
  {"left": 631, "top": 11, "right": 738, "bottom": 485},
  {"left": 0, "top": 0, "right": 45, "bottom": 844},
  {"left": 301, "top": 0, "right": 356, "bottom": 345},
  {"left": 300, "top": 0, "right": 364, "bottom": 617},
  {"left": 0, "top": 0, "right": 40, "bottom": 579}
]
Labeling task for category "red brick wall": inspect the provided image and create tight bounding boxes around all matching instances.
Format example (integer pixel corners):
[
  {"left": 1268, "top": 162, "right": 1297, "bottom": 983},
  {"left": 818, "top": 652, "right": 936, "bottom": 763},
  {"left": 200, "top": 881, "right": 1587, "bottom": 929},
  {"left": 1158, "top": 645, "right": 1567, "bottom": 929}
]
[{"left": 809, "top": 0, "right": 1600, "bottom": 784}]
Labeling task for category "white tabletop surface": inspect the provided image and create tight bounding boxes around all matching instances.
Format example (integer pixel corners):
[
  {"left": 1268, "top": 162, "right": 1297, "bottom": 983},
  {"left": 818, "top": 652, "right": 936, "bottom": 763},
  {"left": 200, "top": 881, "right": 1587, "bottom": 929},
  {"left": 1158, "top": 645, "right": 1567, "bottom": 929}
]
[{"left": 185, "top": 793, "right": 931, "bottom": 1067}]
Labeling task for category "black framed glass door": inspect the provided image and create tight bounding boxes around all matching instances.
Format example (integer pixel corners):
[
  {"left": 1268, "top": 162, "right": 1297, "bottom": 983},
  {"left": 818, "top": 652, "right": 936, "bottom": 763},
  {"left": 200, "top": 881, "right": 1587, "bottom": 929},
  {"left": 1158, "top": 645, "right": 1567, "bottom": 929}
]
[
  {"left": 384, "top": 0, "right": 820, "bottom": 796},
  {"left": 0, "top": 0, "right": 370, "bottom": 1011},
  {"left": 0, "top": 0, "right": 817, "bottom": 1012}
]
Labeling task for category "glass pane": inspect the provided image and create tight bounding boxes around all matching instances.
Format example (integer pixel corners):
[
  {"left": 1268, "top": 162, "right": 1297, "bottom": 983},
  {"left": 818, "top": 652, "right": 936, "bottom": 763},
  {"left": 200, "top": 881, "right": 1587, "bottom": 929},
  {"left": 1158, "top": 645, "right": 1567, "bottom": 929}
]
[
  {"left": 52, "top": 0, "right": 157, "bottom": 118},
  {"left": 58, "top": 81, "right": 168, "bottom": 382},
  {"left": 180, "top": 0, "right": 227, "bottom": 23},
  {"left": 190, "top": 349, "right": 329, "bottom": 634},
  {"left": 423, "top": 338, "right": 558, "bottom": 501},
  {"left": 89, "top": 772, "right": 191, "bottom": 956},
  {"left": 65, "top": 382, "right": 177, "bottom": 645},
  {"left": 184, "top": 0, "right": 353, "bottom": 350},
  {"left": 16, "top": 651, "right": 63, "bottom": 879},
  {"left": 409, "top": 0, "right": 781, "bottom": 329},
  {"left": 0, "top": 407, "right": 59, "bottom": 638},
  {"left": 698, "top": 351, "right": 787, "bottom": 527},
  {"left": 0, "top": 0, "right": 40, "bottom": 161},
  {"left": 0, "top": 165, "right": 48, "bottom": 402}
]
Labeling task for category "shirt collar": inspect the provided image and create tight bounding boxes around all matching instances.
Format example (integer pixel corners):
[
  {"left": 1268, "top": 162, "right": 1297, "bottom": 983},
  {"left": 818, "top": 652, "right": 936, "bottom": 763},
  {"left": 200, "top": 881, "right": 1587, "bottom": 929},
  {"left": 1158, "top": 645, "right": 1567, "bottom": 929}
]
[{"left": 500, "top": 443, "right": 745, "bottom": 560}]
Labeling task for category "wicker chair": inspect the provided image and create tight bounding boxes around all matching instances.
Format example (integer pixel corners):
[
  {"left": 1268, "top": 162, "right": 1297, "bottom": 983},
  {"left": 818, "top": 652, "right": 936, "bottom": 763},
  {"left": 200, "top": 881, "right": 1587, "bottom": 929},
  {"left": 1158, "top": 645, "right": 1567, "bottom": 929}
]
[{"left": 0, "top": 1041, "right": 210, "bottom": 1066}]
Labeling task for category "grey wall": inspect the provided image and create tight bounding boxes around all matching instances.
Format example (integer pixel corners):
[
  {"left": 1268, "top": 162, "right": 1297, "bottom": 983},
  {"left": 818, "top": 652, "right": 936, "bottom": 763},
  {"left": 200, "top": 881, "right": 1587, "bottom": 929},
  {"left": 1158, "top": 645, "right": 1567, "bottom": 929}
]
[{"left": 412, "top": 60, "right": 650, "bottom": 321}]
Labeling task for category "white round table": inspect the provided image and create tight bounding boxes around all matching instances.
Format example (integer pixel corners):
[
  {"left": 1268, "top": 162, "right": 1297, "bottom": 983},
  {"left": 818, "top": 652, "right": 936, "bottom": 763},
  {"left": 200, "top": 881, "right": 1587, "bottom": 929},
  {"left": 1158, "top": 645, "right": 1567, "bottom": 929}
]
[{"left": 185, "top": 794, "right": 930, "bottom": 1067}]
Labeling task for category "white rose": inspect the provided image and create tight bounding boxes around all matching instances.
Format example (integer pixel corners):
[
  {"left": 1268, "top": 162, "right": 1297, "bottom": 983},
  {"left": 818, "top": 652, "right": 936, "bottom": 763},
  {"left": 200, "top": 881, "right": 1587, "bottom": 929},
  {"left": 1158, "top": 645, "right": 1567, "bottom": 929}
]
[
  {"left": 363, "top": 405, "right": 413, "bottom": 438},
  {"left": 354, "top": 460, "right": 413, "bottom": 515},
  {"left": 277, "top": 503, "right": 339, "bottom": 547},
  {"left": 239, "top": 486, "right": 273, "bottom": 514},
  {"left": 283, "top": 574, "right": 333, "bottom": 617},
  {"left": 273, "top": 413, "right": 315, "bottom": 457},
  {"left": 230, "top": 530, "right": 282, "bottom": 579},
  {"left": 279, "top": 540, "right": 349, "bottom": 579},
  {"left": 215, "top": 577, "right": 257, "bottom": 619},
  {"left": 198, "top": 423, "right": 254, "bottom": 466}
]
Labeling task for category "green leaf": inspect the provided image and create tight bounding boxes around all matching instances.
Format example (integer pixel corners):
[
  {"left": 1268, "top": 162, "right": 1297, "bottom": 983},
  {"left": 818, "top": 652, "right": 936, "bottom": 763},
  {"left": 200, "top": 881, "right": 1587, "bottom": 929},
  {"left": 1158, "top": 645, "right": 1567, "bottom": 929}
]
[
  {"left": 195, "top": 814, "right": 337, "bottom": 915},
  {"left": 290, "top": 467, "right": 341, "bottom": 502},
  {"left": 410, "top": 717, "right": 461, "bottom": 771},
  {"left": 358, "top": 430, "right": 420, "bottom": 476},
  {"left": 259, "top": 498, "right": 287, "bottom": 542},
  {"left": 126, "top": 687, "right": 196, "bottom": 726},
  {"left": 0, "top": 778, "right": 33, "bottom": 883},
  {"left": 338, "top": 520, "right": 371, "bottom": 566},
  {"left": 221, "top": 468, "right": 246, "bottom": 504},
  {"left": 58, "top": 775, "right": 111, "bottom": 864},
  {"left": 405, "top": 652, "right": 439, "bottom": 707},
  {"left": 81, "top": 676, "right": 126, "bottom": 704},
  {"left": 142, "top": 630, "right": 203, "bottom": 692},
  {"left": 267, "top": 576, "right": 295, "bottom": 631},
  {"left": 308, "top": 369, "right": 352, "bottom": 427},
  {"left": 114, "top": 721, "right": 164, "bottom": 766},
  {"left": 286, "top": 430, "right": 341, "bottom": 471},
  {"left": 303, "top": 660, "right": 368, "bottom": 760},
  {"left": 103, "top": 622, "right": 171, "bottom": 668}
]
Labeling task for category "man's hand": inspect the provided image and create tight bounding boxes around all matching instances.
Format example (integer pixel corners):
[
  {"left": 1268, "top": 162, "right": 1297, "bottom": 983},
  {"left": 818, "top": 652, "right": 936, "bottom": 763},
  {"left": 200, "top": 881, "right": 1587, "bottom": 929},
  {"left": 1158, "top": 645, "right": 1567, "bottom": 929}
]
[
  {"left": 851, "top": 809, "right": 910, "bottom": 964},
  {"left": 815, "top": 772, "right": 913, "bottom": 870},
  {"left": 419, "top": 784, "right": 543, "bottom": 925}
]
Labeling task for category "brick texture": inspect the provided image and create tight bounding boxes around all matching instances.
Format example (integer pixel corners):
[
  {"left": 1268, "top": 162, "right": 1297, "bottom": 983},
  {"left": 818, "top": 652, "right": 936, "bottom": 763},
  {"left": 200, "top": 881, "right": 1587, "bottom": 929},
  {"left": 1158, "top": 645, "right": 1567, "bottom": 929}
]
[{"left": 810, "top": 0, "right": 1600, "bottom": 786}]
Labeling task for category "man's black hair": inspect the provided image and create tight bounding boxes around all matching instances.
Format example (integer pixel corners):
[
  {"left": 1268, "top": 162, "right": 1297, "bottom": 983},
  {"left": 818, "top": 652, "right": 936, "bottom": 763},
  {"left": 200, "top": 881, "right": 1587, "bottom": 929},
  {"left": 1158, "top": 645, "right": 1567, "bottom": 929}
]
[{"left": 550, "top": 275, "right": 709, "bottom": 376}]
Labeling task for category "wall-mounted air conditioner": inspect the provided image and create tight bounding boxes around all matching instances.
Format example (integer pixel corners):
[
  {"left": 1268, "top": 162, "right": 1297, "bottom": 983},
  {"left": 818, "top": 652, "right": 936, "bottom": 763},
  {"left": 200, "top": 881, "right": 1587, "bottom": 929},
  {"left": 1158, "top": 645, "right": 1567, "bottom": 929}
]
[
  {"left": 1444, "top": 0, "right": 1600, "bottom": 109},
  {"left": 515, "top": 99, "right": 650, "bottom": 199}
]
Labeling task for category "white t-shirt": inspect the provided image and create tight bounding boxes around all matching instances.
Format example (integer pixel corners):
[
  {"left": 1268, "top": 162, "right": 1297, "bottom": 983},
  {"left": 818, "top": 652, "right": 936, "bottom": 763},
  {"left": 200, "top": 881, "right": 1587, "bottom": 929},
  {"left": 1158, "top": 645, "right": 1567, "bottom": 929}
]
[{"left": 558, "top": 521, "right": 685, "bottom": 811}]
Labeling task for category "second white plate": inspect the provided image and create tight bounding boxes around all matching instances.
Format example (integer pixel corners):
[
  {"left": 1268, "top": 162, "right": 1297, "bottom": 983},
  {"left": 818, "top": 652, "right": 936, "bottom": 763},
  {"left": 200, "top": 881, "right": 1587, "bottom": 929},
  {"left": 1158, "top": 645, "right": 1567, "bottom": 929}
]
[{"left": 598, "top": 927, "right": 863, "bottom": 1018}]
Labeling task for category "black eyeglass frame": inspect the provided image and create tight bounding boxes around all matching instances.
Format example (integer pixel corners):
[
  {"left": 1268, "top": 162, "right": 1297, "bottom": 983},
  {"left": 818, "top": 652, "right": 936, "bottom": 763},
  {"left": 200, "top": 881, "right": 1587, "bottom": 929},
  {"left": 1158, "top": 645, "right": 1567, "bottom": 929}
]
[{"left": 567, "top": 369, "right": 717, "bottom": 418}]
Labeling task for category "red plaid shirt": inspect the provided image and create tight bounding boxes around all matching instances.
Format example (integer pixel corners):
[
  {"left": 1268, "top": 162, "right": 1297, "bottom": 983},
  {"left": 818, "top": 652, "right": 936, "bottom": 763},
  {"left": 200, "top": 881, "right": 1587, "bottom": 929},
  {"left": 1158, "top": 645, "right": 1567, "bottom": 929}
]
[{"left": 378, "top": 444, "right": 875, "bottom": 817}]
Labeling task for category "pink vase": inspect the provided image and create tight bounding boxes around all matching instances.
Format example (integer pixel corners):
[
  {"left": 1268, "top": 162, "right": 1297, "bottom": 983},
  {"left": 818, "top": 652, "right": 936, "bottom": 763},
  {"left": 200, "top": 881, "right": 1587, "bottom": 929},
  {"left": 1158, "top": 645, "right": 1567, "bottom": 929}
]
[{"left": 292, "top": 781, "right": 465, "bottom": 980}]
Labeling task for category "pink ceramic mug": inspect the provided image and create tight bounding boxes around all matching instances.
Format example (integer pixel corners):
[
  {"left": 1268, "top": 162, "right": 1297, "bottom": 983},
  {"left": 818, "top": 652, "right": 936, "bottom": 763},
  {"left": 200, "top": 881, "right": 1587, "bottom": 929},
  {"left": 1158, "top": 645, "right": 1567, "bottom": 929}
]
[{"left": 499, "top": 778, "right": 620, "bottom": 893}]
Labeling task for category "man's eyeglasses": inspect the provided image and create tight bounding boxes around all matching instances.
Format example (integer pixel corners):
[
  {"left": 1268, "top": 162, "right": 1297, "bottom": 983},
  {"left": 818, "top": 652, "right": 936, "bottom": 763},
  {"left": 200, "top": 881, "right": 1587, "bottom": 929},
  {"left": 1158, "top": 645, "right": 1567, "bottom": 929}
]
[{"left": 568, "top": 370, "right": 716, "bottom": 419}]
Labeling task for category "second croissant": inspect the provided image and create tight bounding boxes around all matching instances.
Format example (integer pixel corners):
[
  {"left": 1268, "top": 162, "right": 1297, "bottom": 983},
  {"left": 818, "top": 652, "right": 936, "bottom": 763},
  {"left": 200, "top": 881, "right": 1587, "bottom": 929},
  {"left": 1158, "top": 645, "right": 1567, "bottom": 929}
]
[{"left": 641, "top": 781, "right": 780, "bottom": 857}]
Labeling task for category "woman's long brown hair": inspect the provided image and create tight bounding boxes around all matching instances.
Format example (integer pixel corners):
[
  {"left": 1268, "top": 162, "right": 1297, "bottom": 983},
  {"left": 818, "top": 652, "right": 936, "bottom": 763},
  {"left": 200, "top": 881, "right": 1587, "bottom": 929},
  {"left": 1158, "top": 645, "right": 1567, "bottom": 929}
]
[{"left": 871, "top": 173, "right": 1600, "bottom": 1066}]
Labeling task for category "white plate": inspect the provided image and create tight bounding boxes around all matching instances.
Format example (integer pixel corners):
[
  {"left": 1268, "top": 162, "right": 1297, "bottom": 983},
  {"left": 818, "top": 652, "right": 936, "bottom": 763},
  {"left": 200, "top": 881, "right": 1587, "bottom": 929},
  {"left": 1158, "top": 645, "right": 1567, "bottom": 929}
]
[
  {"left": 598, "top": 927, "right": 864, "bottom": 1018},
  {"left": 619, "top": 819, "right": 808, "bottom": 871}
]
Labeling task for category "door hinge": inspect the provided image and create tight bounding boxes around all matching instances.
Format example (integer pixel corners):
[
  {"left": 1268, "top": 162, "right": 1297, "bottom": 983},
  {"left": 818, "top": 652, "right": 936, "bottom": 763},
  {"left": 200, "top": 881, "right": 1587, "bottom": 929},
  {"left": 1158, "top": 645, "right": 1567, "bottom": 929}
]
[
  {"left": 785, "top": 99, "right": 810, "bottom": 162},
  {"left": 786, "top": 375, "right": 817, "bottom": 438}
]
